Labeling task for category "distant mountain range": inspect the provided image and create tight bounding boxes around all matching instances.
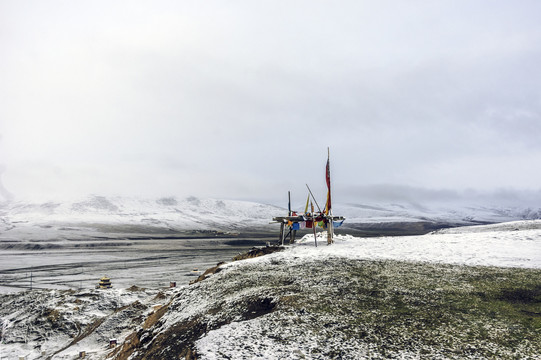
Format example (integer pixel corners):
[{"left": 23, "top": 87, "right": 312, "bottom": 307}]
[
  {"left": 0, "top": 195, "right": 540, "bottom": 240},
  {"left": 337, "top": 201, "right": 541, "bottom": 235}
]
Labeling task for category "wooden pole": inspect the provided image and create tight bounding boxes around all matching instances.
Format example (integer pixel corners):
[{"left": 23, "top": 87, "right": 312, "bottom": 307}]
[
  {"left": 287, "top": 191, "right": 292, "bottom": 243},
  {"left": 313, "top": 218, "right": 318, "bottom": 247},
  {"left": 311, "top": 201, "right": 317, "bottom": 247},
  {"left": 327, "top": 216, "right": 333, "bottom": 244},
  {"left": 306, "top": 184, "right": 322, "bottom": 213},
  {"left": 279, "top": 222, "right": 285, "bottom": 245},
  {"left": 288, "top": 191, "right": 291, "bottom": 216}
]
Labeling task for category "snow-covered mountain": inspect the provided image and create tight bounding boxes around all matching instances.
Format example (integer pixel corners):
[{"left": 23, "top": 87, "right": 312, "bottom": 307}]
[
  {"left": 1, "top": 195, "right": 540, "bottom": 241},
  {"left": 336, "top": 201, "right": 541, "bottom": 234},
  {"left": 0, "top": 196, "right": 284, "bottom": 241},
  {"left": 338, "top": 202, "right": 541, "bottom": 224}
]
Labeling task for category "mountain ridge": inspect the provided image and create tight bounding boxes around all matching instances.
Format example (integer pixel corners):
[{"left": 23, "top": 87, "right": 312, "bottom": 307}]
[{"left": 1, "top": 195, "right": 540, "bottom": 241}]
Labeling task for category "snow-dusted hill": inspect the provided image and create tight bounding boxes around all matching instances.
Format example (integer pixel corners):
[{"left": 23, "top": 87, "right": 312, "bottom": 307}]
[
  {"left": 0, "top": 196, "right": 284, "bottom": 241},
  {"left": 1, "top": 195, "right": 540, "bottom": 241},
  {"left": 336, "top": 201, "right": 541, "bottom": 227}
]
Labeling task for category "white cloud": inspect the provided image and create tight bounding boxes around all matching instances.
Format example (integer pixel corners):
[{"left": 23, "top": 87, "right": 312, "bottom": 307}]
[{"left": 1, "top": 0, "right": 540, "bottom": 204}]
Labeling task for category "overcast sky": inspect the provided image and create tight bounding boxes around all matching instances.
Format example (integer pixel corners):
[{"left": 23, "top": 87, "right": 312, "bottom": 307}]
[{"left": 1, "top": 1, "right": 540, "bottom": 206}]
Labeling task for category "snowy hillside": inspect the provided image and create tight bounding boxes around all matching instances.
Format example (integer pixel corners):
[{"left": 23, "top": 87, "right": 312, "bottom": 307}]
[
  {"left": 1, "top": 195, "right": 540, "bottom": 241},
  {"left": 0, "top": 196, "right": 283, "bottom": 241},
  {"left": 336, "top": 201, "right": 541, "bottom": 232},
  {"left": 1, "top": 220, "right": 540, "bottom": 359}
]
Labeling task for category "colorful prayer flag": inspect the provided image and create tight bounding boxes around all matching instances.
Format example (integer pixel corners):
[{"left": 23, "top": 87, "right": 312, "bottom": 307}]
[{"left": 325, "top": 153, "right": 331, "bottom": 214}]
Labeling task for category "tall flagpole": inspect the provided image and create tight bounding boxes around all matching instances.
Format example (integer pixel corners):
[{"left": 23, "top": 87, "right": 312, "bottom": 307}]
[
  {"left": 326, "top": 147, "right": 334, "bottom": 244},
  {"left": 288, "top": 191, "right": 291, "bottom": 216},
  {"left": 325, "top": 148, "right": 331, "bottom": 214}
]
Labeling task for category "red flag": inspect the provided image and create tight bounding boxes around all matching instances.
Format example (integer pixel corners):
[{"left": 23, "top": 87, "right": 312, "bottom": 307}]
[{"left": 325, "top": 156, "right": 331, "bottom": 214}]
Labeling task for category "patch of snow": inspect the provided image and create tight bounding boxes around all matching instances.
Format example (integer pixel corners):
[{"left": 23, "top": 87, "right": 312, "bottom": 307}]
[{"left": 286, "top": 221, "right": 541, "bottom": 269}]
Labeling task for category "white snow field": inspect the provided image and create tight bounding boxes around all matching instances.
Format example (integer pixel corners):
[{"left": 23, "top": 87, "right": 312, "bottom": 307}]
[{"left": 286, "top": 219, "right": 541, "bottom": 269}]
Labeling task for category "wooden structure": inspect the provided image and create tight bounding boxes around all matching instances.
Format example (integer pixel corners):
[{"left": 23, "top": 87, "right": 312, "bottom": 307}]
[{"left": 272, "top": 149, "right": 345, "bottom": 246}]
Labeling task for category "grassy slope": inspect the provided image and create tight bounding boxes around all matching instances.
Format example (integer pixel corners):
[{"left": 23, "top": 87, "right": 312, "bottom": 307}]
[{"left": 126, "top": 256, "right": 541, "bottom": 359}]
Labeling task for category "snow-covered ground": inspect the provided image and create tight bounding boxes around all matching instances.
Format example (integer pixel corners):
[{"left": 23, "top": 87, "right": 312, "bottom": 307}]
[
  {"left": 191, "top": 221, "right": 541, "bottom": 359},
  {"left": 151, "top": 220, "right": 539, "bottom": 359},
  {"left": 0, "top": 287, "right": 164, "bottom": 360},
  {"left": 2, "top": 219, "right": 540, "bottom": 359},
  {"left": 284, "top": 219, "right": 541, "bottom": 269}
]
